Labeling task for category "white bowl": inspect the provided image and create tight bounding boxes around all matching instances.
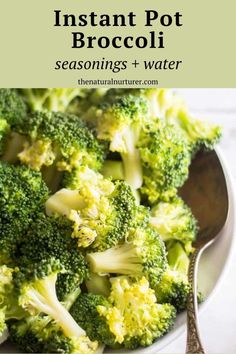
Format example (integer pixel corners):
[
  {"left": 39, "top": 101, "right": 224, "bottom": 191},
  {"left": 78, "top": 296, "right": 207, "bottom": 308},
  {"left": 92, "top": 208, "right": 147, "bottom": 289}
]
[{"left": 1, "top": 148, "right": 235, "bottom": 354}]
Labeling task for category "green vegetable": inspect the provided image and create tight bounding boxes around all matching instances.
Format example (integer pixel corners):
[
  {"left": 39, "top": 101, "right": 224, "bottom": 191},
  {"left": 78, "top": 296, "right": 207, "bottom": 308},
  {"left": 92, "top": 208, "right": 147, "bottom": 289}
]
[
  {"left": 18, "top": 88, "right": 85, "bottom": 112},
  {"left": 0, "top": 89, "right": 26, "bottom": 127},
  {"left": 154, "top": 242, "right": 190, "bottom": 312},
  {"left": 0, "top": 162, "right": 48, "bottom": 262},
  {"left": 150, "top": 196, "right": 197, "bottom": 251},
  {"left": 16, "top": 111, "right": 105, "bottom": 172},
  {"left": 12, "top": 258, "right": 98, "bottom": 354},
  {"left": 166, "top": 103, "right": 222, "bottom": 154},
  {"left": 138, "top": 118, "right": 191, "bottom": 204},
  {"left": 87, "top": 227, "right": 167, "bottom": 287},
  {"left": 19, "top": 214, "right": 89, "bottom": 302},
  {"left": 0, "top": 89, "right": 26, "bottom": 157},
  {"left": 95, "top": 95, "right": 150, "bottom": 189},
  {"left": 0, "top": 119, "right": 10, "bottom": 155},
  {"left": 71, "top": 277, "right": 176, "bottom": 349},
  {"left": 46, "top": 169, "right": 136, "bottom": 251},
  {"left": 70, "top": 293, "right": 118, "bottom": 348},
  {"left": 0, "top": 265, "right": 25, "bottom": 336}
]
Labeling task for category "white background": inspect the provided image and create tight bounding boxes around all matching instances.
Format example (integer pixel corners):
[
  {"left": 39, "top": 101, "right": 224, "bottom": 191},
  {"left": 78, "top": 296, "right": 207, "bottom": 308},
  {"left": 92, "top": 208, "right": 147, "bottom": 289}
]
[{"left": 163, "top": 89, "right": 236, "bottom": 354}]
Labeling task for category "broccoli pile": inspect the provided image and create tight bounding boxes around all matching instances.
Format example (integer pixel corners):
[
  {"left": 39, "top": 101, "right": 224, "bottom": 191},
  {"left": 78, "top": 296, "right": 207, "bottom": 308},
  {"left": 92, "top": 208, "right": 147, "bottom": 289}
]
[{"left": 0, "top": 88, "right": 221, "bottom": 353}]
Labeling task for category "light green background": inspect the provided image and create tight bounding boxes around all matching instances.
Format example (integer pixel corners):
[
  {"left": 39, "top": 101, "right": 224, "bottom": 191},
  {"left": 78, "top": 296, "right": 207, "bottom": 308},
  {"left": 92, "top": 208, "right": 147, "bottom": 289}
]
[{"left": 0, "top": 0, "right": 235, "bottom": 87}]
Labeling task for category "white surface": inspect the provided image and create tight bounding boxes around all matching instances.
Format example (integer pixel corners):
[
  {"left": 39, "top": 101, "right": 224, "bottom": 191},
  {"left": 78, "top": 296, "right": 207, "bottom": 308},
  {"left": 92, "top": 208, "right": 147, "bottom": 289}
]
[{"left": 162, "top": 89, "right": 236, "bottom": 354}]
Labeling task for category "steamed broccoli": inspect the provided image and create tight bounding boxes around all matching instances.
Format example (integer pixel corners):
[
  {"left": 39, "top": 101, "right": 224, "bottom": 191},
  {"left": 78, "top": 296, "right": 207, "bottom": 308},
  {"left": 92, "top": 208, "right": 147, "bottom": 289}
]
[
  {"left": 93, "top": 96, "right": 191, "bottom": 203},
  {"left": 70, "top": 293, "right": 118, "bottom": 349},
  {"left": 87, "top": 227, "right": 167, "bottom": 288},
  {"left": 0, "top": 88, "right": 216, "bottom": 353},
  {"left": 0, "top": 89, "right": 26, "bottom": 127},
  {"left": 19, "top": 214, "right": 89, "bottom": 302},
  {"left": 71, "top": 277, "right": 176, "bottom": 349},
  {"left": 18, "top": 88, "right": 85, "bottom": 112},
  {"left": 0, "top": 162, "right": 49, "bottom": 262},
  {"left": 95, "top": 95, "right": 150, "bottom": 189},
  {"left": 15, "top": 111, "right": 105, "bottom": 172},
  {"left": 150, "top": 196, "right": 197, "bottom": 251},
  {"left": 104, "top": 89, "right": 221, "bottom": 155},
  {"left": 138, "top": 118, "right": 191, "bottom": 204},
  {"left": 13, "top": 257, "right": 98, "bottom": 353},
  {"left": 9, "top": 315, "right": 56, "bottom": 353},
  {"left": 104, "top": 88, "right": 175, "bottom": 119},
  {"left": 82, "top": 93, "right": 192, "bottom": 203},
  {"left": 154, "top": 242, "right": 190, "bottom": 312},
  {"left": 0, "top": 89, "right": 26, "bottom": 157},
  {"left": 0, "top": 265, "right": 25, "bottom": 336},
  {"left": 166, "top": 104, "right": 222, "bottom": 154},
  {"left": 68, "top": 89, "right": 109, "bottom": 118},
  {"left": 46, "top": 170, "right": 136, "bottom": 251},
  {"left": 0, "top": 119, "right": 10, "bottom": 155}
]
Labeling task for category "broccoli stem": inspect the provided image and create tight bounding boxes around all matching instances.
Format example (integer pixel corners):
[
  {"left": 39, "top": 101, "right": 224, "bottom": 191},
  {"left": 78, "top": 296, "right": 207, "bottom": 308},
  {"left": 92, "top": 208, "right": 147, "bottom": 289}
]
[
  {"left": 167, "top": 242, "right": 189, "bottom": 275},
  {"left": 101, "top": 160, "right": 124, "bottom": 180},
  {"left": 25, "top": 275, "right": 85, "bottom": 338},
  {"left": 45, "top": 188, "right": 86, "bottom": 217},
  {"left": 48, "top": 90, "right": 80, "bottom": 112},
  {"left": 121, "top": 150, "right": 143, "bottom": 190},
  {"left": 24, "top": 89, "right": 49, "bottom": 111},
  {"left": 120, "top": 128, "right": 143, "bottom": 190},
  {"left": 62, "top": 286, "right": 81, "bottom": 311},
  {"left": 85, "top": 273, "right": 110, "bottom": 297},
  {"left": 94, "top": 344, "right": 105, "bottom": 354},
  {"left": 87, "top": 244, "right": 143, "bottom": 275}
]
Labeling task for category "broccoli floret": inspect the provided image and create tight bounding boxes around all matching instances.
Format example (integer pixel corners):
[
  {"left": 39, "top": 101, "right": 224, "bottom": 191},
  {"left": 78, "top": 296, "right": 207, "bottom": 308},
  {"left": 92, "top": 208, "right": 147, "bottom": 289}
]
[
  {"left": 0, "top": 89, "right": 26, "bottom": 127},
  {"left": 68, "top": 89, "right": 109, "bottom": 118},
  {"left": 150, "top": 196, "right": 198, "bottom": 250},
  {"left": 165, "top": 101, "right": 222, "bottom": 154},
  {"left": 0, "top": 265, "right": 26, "bottom": 336},
  {"left": 0, "top": 118, "right": 10, "bottom": 155},
  {"left": 84, "top": 93, "right": 191, "bottom": 203},
  {"left": 0, "top": 89, "right": 26, "bottom": 157},
  {"left": 104, "top": 88, "right": 179, "bottom": 119},
  {"left": 9, "top": 313, "right": 99, "bottom": 354},
  {"left": 71, "top": 278, "right": 176, "bottom": 349},
  {"left": 0, "top": 162, "right": 49, "bottom": 261},
  {"left": 46, "top": 169, "right": 136, "bottom": 251},
  {"left": 105, "top": 88, "right": 221, "bottom": 154},
  {"left": 70, "top": 293, "right": 118, "bottom": 349},
  {"left": 95, "top": 95, "right": 150, "bottom": 189},
  {"left": 14, "top": 257, "right": 98, "bottom": 353},
  {"left": 154, "top": 242, "right": 190, "bottom": 312},
  {"left": 131, "top": 204, "right": 150, "bottom": 228},
  {"left": 18, "top": 88, "right": 85, "bottom": 112},
  {"left": 87, "top": 227, "right": 167, "bottom": 288},
  {"left": 15, "top": 111, "right": 105, "bottom": 174},
  {"left": 8, "top": 316, "right": 49, "bottom": 353},
  {"left": 19, "top": 214, "right": 89, "bottom": 302},
  {"left": 138, "top": 118, "right": 191, "bottom": 204},
  {"left": 72, "top": 277, "right": 175, "bottom": 349}
]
